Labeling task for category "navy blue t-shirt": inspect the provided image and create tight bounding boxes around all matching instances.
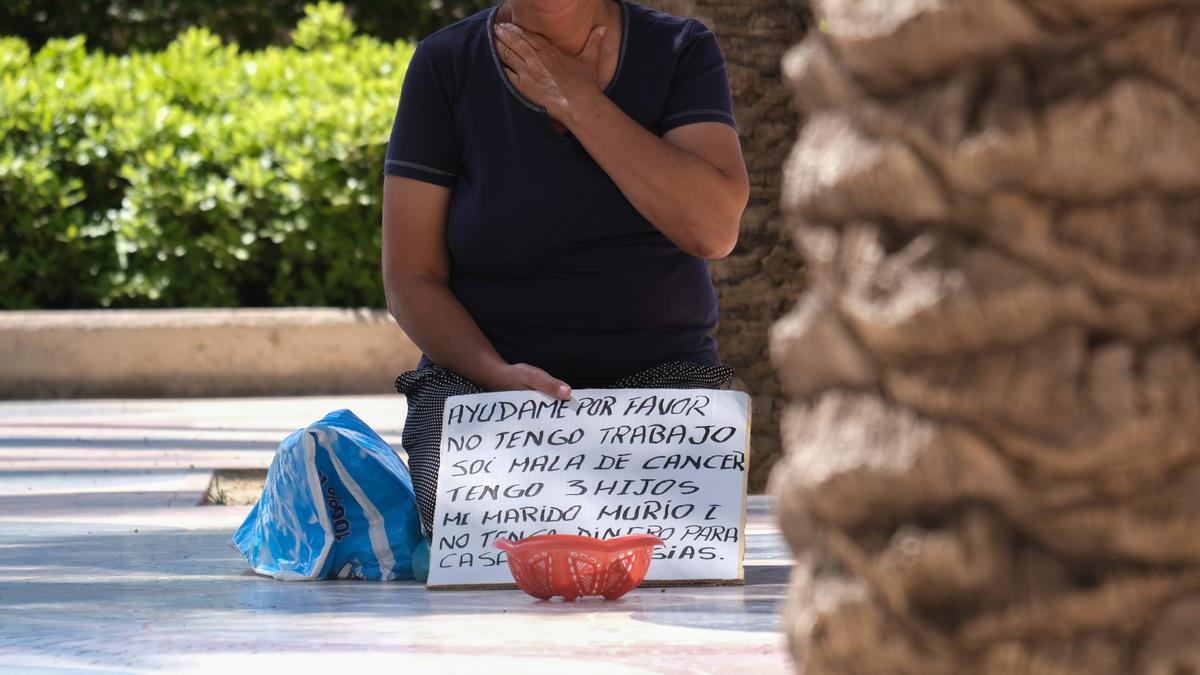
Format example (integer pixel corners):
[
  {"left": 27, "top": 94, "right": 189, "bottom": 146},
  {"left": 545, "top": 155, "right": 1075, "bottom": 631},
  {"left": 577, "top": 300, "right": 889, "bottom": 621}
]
[{"left": 383, "top": 0, "right": 737, "bottom": 388}]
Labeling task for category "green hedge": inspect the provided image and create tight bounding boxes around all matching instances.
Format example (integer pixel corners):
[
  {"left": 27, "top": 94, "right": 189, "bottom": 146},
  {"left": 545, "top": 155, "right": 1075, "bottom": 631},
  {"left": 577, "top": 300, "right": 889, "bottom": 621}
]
[
  {"left": 0, "top": 2, "right": 413, "bottom": 308},
  {"left": 1, "top": 0, "right": 493, "bottom": 54}
]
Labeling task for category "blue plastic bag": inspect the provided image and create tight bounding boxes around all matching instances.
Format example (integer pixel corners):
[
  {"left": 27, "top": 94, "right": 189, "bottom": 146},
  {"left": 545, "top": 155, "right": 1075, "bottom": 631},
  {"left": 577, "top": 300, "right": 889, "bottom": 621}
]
[{"left": 232, "top": 409, "right": 424, "bottom": 581}]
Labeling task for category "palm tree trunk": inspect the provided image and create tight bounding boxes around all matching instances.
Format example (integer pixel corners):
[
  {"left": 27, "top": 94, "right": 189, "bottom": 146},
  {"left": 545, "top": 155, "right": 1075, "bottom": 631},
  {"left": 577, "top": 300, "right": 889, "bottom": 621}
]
[{"left": 771, "top": 1, "right": 1200, "bottom": 672}]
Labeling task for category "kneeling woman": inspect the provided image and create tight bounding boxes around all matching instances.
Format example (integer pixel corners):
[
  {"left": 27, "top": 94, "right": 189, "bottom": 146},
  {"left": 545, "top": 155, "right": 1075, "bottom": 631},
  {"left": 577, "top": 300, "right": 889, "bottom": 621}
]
[{"left": 380, "top": 0, "right": 749, "bottom": 540}]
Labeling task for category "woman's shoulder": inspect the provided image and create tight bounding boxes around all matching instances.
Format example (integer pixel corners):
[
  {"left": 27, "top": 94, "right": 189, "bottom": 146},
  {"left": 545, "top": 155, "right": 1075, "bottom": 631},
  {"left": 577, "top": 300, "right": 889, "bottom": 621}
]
[
  {"left": 625, "top": 0, "right": 694, "bottom": 30},
  {"left": 413, "top": 5, "right": 492, "bottom": 58},
  {"left": 402, "top": 5, "right": 497, "bottom": 94},
  {"left": 626, "top": 1, "right": 713, "bottom": 42}
]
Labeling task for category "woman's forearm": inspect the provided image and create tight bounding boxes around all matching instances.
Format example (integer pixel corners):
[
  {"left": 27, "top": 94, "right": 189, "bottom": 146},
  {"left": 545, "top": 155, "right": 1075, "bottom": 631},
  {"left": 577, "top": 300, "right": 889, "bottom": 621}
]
[
  {"left": 563, "top": 92, "right": 743, "bottom": 258},
  {"left": 386, "top": 275, "right": 509, "bottom": 389}
]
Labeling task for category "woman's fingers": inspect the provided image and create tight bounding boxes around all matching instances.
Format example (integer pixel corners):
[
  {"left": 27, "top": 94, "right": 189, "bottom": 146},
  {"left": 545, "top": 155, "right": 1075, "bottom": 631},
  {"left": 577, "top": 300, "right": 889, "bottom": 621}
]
[
  {"left": 496, "top": 39, "right": 526, "bottom": 70},
  {"left": 495, "top": 23, "right": 540, "bottom": 65},
  {"left": 534, "top": 375, "right": 572, "bottom": 401},
  {"left": 518, "top": 364, "right": 572, "bottom": 401},
  {"left": 493, "top": 24, "right": 528, "bottom": 78}
]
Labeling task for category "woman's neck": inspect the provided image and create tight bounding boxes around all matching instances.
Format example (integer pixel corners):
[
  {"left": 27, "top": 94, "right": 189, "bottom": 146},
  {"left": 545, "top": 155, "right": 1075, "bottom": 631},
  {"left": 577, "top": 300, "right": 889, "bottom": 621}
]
[{"left": 500, "top": 0, "right": 615, "bottom": 56}]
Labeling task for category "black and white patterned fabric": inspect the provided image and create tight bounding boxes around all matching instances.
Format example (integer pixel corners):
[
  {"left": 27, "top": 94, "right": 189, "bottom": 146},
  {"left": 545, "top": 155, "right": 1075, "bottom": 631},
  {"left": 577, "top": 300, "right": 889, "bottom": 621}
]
[{"left": 395, "top": 360, "right": 736, "bottom": 540}]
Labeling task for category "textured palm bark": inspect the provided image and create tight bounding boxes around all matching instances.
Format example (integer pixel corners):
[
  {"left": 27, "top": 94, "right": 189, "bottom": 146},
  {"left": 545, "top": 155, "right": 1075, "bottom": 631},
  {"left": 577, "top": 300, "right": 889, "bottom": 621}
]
[
  {"left": 769, "top": 1, "right": 1200, "bottom": 672},
  {"left": 644, "top": 0, "right": 812, "bottom": 490}
]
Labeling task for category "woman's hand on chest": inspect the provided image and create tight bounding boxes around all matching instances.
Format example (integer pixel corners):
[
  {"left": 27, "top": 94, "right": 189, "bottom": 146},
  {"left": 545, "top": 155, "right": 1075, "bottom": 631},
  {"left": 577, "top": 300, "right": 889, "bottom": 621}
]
[{"left": 493, "top": 21, "right": 608, "bottom": 125}]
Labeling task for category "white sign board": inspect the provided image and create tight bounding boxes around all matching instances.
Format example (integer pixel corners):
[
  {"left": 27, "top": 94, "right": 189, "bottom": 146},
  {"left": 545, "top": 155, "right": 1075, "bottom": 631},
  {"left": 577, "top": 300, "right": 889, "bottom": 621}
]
[{"left": 426, "top": 388, "right": 752, "bottom": 589}]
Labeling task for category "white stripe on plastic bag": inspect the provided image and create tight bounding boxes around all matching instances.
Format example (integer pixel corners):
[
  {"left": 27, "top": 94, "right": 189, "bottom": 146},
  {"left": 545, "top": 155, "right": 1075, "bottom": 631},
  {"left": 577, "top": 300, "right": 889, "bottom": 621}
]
[
  {"left": 314, "top": 427, "right": 398, "bottom": 581},
  {"left": 291, "top": 431, "right": 334, "bottom": 581}
]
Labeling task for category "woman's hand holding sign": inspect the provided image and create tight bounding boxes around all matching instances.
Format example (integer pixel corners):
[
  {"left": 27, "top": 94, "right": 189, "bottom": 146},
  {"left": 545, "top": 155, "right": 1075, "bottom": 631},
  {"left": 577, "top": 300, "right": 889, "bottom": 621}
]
[
  {"left": 493, "top": 21, "right": 607, "bottom": 126},
  {"left": 482, "top": 362, "right": 574, "bottom": 402}
]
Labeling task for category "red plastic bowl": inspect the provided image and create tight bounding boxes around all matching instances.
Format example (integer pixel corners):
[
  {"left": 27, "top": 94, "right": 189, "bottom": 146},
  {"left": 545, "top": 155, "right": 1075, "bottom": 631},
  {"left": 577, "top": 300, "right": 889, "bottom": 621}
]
[{"left": 493, "top": 533, "right": 664, "bottom": 601}]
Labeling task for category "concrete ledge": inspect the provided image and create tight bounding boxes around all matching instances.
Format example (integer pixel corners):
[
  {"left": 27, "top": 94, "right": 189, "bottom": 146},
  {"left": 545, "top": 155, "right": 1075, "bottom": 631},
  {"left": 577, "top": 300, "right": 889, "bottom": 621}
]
[{"left": 0, "top": 308, "right": 421, "bottom": 399}]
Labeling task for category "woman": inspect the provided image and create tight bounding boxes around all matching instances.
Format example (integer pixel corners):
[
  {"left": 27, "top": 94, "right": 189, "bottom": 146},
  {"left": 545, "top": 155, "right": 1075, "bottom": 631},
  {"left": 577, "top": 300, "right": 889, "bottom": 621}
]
[{"left": 381, "top": 0, "right": 750, "bottom": 541}]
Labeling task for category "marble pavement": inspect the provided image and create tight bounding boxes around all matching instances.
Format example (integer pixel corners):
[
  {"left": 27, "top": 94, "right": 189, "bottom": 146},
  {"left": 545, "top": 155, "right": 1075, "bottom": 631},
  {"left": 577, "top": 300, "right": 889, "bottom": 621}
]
[{"left": 0, "top": 396, "right": 794, "bottom": 674}]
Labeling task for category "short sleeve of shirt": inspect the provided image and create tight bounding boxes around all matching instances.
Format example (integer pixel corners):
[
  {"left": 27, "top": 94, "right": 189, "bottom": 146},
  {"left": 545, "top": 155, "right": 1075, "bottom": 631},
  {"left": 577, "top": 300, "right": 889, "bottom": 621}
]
[
  {"left": 659, "top": 19, "right": 737, "bottom": 134},
  {"left": 383, "top": 41, "right": 461, "bottom": 188}
]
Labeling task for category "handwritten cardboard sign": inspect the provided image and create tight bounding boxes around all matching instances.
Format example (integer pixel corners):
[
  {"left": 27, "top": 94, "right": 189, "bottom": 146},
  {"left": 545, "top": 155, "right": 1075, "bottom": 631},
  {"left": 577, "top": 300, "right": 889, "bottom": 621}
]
[{"left": 426, "top": 388, "right": 752, "bottom": 589}]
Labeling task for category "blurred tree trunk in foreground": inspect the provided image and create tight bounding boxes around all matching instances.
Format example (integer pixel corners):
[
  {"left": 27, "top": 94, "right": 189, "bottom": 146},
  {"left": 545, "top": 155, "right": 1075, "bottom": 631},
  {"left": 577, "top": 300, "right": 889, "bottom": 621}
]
[
  {"left": 646, "top": 0, "right": 812, "bottom": 491},
  {"left": 770, "top": 0, "right": 1200, "bottom": 672}
]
